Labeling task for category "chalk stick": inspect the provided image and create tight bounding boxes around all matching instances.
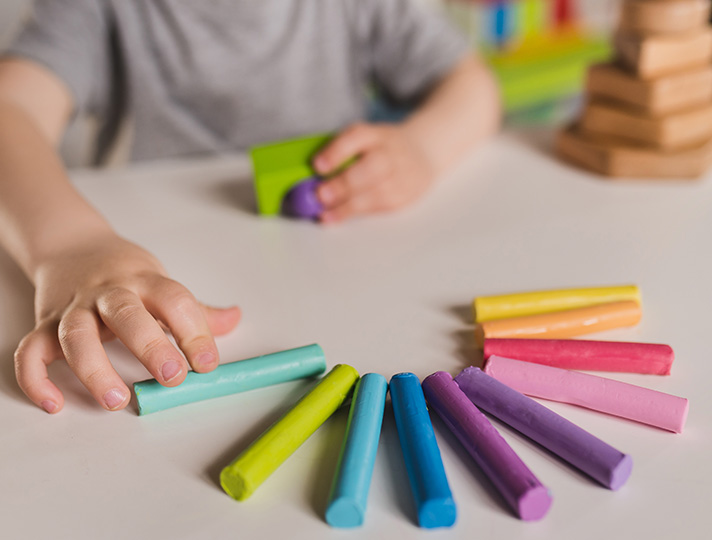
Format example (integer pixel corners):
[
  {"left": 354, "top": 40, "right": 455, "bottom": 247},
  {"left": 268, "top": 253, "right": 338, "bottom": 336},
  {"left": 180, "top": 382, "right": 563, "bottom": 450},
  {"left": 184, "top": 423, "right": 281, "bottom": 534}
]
[
  {"left": 220, "top": 364, "right": 359, "bottom": 501},
  {"left": 556, "top": 123, "right": 712, "bottom": 178},
  {"left": 580, "top": 100, "right": 712, "bottom": 149},
  {"left": 483, "top": 338, "right": 674, "bottom": 375},
  {"left": 473, "top": 284, "right": 640, "bottom": 322},
  {"left": 474, "top": 301, "right": 642, "bottom": 347},
  {"left": 454, "top": 367, "right": 633, "bottom": 490},
  {"left": 325, "top": 373, "right": 387, "bottom": 528},
  {"left": 282, "top": 177, "right": 323, "bottom": 219},
  {"left": 134, "top": 344, "right": 327, "bottom": 415},
  {"left": 483, "top": 356, "right": 689, "bottom": 433},
  {"left": 586, "top": 63, "right": 712, "bottom": 115},
  {"left": 619, "top": 0, "right": 710, "bottom": 35},
  {"left": 390, "top": 373, "right": 456, "bottom": 529},
  {"left": 615, "top": 28, "right": 712, "bottom": 79},
  {"left": 422, "top": 371, "right": 552, "bottom": 521}
]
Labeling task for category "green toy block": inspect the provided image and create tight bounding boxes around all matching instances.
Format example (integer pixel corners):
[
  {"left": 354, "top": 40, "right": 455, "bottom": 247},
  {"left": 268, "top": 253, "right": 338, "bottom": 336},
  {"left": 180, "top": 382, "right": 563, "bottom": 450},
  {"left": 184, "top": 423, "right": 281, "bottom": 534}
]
[{"left": 250, "top": 134, "right": 332, "bottom": 216}]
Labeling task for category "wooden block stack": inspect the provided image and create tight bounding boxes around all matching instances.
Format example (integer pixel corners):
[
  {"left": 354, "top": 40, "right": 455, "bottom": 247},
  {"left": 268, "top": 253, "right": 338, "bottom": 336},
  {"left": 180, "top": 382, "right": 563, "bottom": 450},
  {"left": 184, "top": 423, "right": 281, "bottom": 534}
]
[{"left": 557, "top": 0, "right": 712, "bottom": 178}]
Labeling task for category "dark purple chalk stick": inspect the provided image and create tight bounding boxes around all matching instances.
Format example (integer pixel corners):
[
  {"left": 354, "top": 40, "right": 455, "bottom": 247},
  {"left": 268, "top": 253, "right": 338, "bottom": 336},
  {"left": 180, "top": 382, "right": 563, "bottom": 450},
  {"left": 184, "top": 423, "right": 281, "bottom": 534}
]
[
  {"left": 422, "top": 371, "right": 552, "bottom": 521},
  {"left": 454, "top": 367, "right": 632, "bottom": 491},
  {"left": 282, "top": 177, "right": 323, "bottom": 219}
]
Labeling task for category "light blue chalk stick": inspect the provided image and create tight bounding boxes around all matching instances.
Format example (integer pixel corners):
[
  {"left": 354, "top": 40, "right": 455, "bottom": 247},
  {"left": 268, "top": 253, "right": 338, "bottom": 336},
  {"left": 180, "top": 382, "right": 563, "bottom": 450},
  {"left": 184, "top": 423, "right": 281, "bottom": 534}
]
[
  {"left": 390, "top": 373, "right": 456, "bottom": 529},
  {"left": 134, "top": 344, "right": 326, "bottom": 415},
  {"left": 325, "top": 373, "right": 387, "bottom": 528}
]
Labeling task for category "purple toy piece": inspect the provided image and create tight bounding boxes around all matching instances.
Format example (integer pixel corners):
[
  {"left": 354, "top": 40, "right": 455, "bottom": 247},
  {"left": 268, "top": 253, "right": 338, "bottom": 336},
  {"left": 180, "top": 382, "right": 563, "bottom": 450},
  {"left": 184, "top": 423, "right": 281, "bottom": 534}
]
[
  {"left": 454, "top": 367, "right": 633, "bottom": 491},
  {"left": 422, "top": 371, "right": 552, "bottom": 521},
  {"left": 282, "top": 177, "right": 323, "bottom": 219}
]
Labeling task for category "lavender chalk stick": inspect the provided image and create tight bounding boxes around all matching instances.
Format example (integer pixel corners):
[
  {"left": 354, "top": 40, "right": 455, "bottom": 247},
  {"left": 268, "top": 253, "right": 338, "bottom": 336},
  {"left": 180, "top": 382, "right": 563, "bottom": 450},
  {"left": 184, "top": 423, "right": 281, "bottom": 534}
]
[
  {"left": 422, "top": 372, "right": 552, "bottom": 521},
  {"left": 483, "top": 338, "right": 674, "bottom": 375},
  {"left": 454, "top": 367, "right": 633, "bottom": 490},
  {"left": 484, "top": 356, "right": 689, "bottom": 433}
]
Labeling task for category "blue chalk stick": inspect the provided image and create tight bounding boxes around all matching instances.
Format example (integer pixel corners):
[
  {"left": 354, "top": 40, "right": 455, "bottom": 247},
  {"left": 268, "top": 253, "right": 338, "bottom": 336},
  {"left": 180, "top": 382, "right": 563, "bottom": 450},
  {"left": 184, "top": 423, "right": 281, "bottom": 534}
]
[
  {"left": 390, "top": 373, "right": 456, "bottom": 529},
  {"left": 133, "top": 344, "right": 326, "bottom": 415},
  {"left": 325, "top": 373, "right": 387, "bottom": 528}
]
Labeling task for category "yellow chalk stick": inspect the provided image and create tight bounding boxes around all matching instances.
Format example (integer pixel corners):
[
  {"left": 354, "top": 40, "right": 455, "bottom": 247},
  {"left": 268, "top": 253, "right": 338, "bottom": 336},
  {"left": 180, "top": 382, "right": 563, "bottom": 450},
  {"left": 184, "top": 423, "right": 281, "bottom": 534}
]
[
  {"left": 474, "top": 301, "right": 642, "bottom": 347},
  {"left": 220, "top": 364, "right": 359, "bottom": 501},
  {"left": 473, "top": 285, "right": 641, "bottom": 323}
]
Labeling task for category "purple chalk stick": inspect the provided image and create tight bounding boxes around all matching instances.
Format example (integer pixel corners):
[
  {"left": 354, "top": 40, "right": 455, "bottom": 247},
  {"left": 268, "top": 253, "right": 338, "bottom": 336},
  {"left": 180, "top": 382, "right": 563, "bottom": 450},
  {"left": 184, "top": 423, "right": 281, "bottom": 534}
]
[
  {"left": 422, "top": 372, "right": 552, "bottom": 521},
  {"left": 454, "top": 367, "right": 632, "bottom": 491},
  {"left": 282, "top": 177, "right": 323, "bottom": 219}
]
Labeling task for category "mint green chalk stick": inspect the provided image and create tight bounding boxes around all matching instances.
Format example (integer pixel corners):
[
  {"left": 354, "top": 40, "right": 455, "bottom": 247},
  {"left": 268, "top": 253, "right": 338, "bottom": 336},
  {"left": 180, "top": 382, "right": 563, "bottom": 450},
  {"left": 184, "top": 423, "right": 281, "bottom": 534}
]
[
  {"left": 221, "top": 364, "right": 359, "bottom": 501},
  {"left": 133, "top": 344, "right": 326, "bottom": 415}
]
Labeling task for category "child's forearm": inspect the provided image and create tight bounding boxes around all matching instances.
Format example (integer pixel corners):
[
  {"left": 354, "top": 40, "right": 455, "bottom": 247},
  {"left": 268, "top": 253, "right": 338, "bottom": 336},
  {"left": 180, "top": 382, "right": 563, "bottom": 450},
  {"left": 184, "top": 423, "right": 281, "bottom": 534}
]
[
  {"left": 402, "top": 54, "right": 501, "bottom": 176},
  {"left": 0, "top": 100, "right": 114, "bottom": 281},
  {"left": 0, "top": 93, "right": 240, "bottom": 414}
]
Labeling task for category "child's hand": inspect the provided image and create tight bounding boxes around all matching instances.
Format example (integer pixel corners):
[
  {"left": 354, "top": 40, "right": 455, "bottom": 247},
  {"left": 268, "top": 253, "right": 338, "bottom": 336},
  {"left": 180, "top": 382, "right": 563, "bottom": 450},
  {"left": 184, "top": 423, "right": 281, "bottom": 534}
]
[
  {"left": 312, "top": 123, "right": 436, "bottom": 223},
  {"left": 13, "top": 233, "right": 241, "bottom": 413}
]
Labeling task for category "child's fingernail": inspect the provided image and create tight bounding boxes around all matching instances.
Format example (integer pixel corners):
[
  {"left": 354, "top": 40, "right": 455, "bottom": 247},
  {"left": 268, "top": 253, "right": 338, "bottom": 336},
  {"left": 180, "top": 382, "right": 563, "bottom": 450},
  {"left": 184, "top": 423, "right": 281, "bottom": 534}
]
[
  {"left": 314, "top": 156, "right": 328, "bottom": 173},
  {"left": 318, "top": 186, "right": 334, "bottom": 205},
  {"left": 196, "top": 352, "right": 216, "bottom": 368},
  {"left": 103, "top": 388, "right": 127, "bottom": 410},
  {"left": 320, "top": 212, "right": 337, "bottom": 224},
  {"left": 161, "top": 360, "right": 181, "bottom": 382},
  {"left": 41, "top": 400, "right": 58, "bottom": 414}
]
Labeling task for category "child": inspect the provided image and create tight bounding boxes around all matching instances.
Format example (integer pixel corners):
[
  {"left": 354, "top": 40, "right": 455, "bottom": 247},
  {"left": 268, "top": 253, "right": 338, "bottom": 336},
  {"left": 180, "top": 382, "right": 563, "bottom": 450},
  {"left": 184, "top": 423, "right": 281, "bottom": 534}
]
[{"left": 0, "top": 0, "right": 500, "bottom": 414}]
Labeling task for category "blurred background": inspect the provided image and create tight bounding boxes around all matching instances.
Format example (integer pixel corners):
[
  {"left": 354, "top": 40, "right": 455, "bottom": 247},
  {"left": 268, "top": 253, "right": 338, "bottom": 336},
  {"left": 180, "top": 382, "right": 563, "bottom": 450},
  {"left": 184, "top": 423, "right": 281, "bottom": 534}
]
[{"left": 0, "top": 0, "right": 624, "bottom": 165}]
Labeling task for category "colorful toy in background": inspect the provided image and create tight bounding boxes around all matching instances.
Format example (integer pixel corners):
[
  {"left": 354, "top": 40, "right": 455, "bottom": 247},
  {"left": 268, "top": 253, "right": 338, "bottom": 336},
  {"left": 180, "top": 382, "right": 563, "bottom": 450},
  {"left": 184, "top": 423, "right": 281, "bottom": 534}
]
[
  {"left": 132, "top": 282, "right": 688, "bottom": 529},
  {"left": 442, "top": 0, "right": 611, "bottom": 113},
  {"left": 557, "top": 0, "right": 712, "bottom": 178},
  {"left": 250, "top": 134, "right": 331, "bottom": 219}
]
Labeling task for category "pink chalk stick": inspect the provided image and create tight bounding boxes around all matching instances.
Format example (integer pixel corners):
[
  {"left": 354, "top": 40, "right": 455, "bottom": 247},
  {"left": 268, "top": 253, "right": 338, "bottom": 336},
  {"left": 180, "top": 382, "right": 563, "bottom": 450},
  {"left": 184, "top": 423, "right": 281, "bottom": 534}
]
[
  {"left": 483, "top": 338, "right": 674, "bottom": 375},
  {"left": 484, "top": 356, "right": 689, "bottom": 433}
]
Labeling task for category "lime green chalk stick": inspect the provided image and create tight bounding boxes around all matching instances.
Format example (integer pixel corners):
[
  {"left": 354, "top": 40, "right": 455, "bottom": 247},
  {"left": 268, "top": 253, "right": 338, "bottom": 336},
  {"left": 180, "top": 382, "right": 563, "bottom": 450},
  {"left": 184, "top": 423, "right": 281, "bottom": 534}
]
[{"left": 220, "top": 364, "right": 359, "bottom": 501}]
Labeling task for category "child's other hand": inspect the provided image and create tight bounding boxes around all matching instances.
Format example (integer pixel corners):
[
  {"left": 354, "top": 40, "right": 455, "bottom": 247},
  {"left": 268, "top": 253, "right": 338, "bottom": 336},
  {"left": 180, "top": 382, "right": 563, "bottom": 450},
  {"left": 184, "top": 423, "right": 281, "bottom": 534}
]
[
  {"left": 14, "top": 234, "right": 241, "bottom": 413},
  {"left": 312, "top": 123, "right": 435, "bottom": 223}
]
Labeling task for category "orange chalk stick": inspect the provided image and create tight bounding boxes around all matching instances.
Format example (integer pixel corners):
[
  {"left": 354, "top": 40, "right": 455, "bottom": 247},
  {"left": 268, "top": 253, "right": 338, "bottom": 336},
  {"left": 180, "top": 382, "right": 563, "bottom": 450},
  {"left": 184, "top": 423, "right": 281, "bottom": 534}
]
[
  {"left": 619, "top": 0, "right": 710, "bottom": 35},
  {"left": 473, "top": 301, "right": 642, "bottom": 347},
  {"left": 586, "top": 63, "right": 712, "bottom": 115},
  {"left": 615, "top": 29, "right": 712, "bottom": 79}
]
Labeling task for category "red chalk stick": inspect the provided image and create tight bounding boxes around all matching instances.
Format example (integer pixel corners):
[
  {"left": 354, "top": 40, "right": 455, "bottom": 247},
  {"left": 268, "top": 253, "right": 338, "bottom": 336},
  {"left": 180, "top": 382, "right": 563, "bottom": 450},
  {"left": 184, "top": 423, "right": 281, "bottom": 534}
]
[{"left": 483, "top": 338, "right": 674, "bottom": 375}]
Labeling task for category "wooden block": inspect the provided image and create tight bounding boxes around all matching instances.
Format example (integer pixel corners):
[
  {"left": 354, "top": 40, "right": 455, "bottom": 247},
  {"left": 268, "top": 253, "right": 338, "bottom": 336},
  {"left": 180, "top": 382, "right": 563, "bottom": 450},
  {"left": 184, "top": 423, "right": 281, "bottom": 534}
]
[
  {"left": 615, "top": 28, "right": 712, "bottom": 78},
  {"left": 619, "top": 0, "right": 710, "bottom": 34},
  {"left": 556, "top": 124, "right": 712, "bottom": 178},
  {"left": 586, "top": 63, "right": 712, "bottom": 114},
  {"left": 580, "top": 100, "right": 712, "bottom": 149}
]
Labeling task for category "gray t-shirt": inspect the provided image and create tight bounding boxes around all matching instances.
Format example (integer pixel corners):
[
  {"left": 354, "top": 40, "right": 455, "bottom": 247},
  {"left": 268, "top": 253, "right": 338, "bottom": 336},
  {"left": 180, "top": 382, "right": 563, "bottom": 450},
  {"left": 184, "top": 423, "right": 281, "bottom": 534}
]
[{"left": 4, "top": 0, "right": 468, "bottom": 162}]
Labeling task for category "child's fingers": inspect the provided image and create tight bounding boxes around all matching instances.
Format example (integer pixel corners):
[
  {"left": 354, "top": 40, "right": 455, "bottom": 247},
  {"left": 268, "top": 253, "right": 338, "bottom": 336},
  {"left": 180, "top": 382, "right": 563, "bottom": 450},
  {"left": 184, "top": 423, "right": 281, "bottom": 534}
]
[
  {"left": 96, "top": 287, "right": 189, "bottom": 385},
  {"left": 313, "top": 123, "right": 381, "bottom": 175},
  {"left": 320, "top": 190, "right": 379, "bottom": 223},
  {"left": 317, "top": 150, "right": 390, "bottom": 209},
  {"left": 201, "top": 304, "right": 242, "bottom": 336},
  {"left": 141, "top": 279, "right": 221, "bottom": 373},
  {"left": 14, "top": 324, "right": 65, "bottom": 414},
  {"left": 58, "top": 308, "right": 131, "bottom": 411}
]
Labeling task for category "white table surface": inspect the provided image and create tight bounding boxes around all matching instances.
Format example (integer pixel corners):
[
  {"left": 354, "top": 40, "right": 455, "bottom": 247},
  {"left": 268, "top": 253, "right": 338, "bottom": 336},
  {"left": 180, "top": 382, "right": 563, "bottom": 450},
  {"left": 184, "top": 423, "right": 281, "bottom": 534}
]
[{"left": 1, "top": 130, "right": 709, "bottom": 539}]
